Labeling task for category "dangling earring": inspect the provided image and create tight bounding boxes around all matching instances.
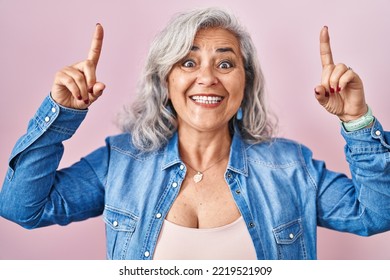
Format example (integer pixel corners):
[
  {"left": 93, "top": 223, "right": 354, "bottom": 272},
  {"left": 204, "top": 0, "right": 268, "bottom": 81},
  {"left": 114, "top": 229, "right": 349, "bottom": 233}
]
[{"left": 236, "top": 107, "right": 243, "bottom": 120}]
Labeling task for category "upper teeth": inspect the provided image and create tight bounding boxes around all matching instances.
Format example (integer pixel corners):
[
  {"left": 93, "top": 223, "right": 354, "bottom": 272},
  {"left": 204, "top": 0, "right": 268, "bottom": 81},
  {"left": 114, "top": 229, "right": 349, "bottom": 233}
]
[{"left": 191, "top": 96, "right": 223, "bottom": 104}]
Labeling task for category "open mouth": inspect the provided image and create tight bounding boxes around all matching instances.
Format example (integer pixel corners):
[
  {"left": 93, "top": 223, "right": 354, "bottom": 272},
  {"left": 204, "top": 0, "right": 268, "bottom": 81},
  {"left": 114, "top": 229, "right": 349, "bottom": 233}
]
[{"left": 190, "top": 95, "right": 224, "bottom": 105}]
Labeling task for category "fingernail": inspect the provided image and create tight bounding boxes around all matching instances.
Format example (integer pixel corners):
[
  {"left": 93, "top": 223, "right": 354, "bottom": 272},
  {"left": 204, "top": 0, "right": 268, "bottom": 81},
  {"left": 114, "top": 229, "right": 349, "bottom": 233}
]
[
  {"left": 337, "top": 86, "right": 341, "bottom": 92},
  {"left": 84, "top": 99, "right": 90, "bottom": 105},
  {"left": 325, "top": 91, "right": 330, "bottom": 97},
  {"left": 88, "top": 87, "right": 94, "bottom": 94},
  {"left": 77, "top": 95, "right": 82, "bottom": 100},
  {"left": 330, "top": 87, "right": 335, "bottom": 94},
  {"left": 314, "top": 88, "right": 320, "bottom": 95},
  {"left": 96, "top": 23, "right": 101, "bottom": 26}
]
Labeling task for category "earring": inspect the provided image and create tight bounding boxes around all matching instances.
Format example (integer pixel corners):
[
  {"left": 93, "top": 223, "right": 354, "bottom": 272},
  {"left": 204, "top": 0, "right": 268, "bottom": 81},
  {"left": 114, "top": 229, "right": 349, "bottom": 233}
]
[{"left": 236, "top": 107, "right": 243, "bottom": 120}]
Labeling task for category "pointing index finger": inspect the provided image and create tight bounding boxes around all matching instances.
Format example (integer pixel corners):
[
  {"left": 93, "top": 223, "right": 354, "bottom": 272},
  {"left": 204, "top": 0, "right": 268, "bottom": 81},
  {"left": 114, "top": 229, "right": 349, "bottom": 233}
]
[
  {"left": 88, "top": 23, "right": 104, "bottom": 66},
  {"left": 320, "top": 26, "right": 334, "bottom": 68}
]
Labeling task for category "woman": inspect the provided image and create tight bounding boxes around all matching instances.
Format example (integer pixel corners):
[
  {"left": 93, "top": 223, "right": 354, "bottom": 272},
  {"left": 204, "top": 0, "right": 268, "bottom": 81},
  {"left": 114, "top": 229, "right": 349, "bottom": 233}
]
[{"left": 0, "top": 8, "right": 389, "bottom": 260}]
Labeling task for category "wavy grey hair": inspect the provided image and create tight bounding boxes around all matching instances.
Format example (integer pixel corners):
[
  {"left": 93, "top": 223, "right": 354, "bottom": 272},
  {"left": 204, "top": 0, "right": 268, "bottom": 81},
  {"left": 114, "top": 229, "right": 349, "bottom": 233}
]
[{"left": 118, "top": 7, "right": 277, "bottom": 152}]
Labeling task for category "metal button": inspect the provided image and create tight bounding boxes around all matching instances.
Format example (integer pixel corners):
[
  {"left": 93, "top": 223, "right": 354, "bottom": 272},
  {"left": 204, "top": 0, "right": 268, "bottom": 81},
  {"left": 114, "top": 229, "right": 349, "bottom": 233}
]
[
  {"left": 51, "top": 107, "right": 56, "bottom": 113},
  {"left": 227, "top": 173, "right": 232, "bottom": 178},
  {"left": 235, "top": 190, "right": 241, "bottom": 195},
  {"left": 44, "top": 116, "right": 50, "bottom": 122},
  {"left": 249, "top": 222, "right": 255, "bottom": 228},
  {"left": 112, "top": 221, "right": 118, "bottom": 227},
  {"left": 375, "top": 130, "right": 381, "bottom": 136},
  {"left": 172, "top": 182, "right": 178, "bottom": 188},
  {"left": 156, "top": 213, "right": 162, "bottom": 219},
  {"left": 289, "top": 233, "right": 294, "bottom": 239},
  {"left": 144, "top": 251, "right": 150, "bottom": 257},
  {"left": 180, "top": 165, "right": 184, "bottom": 170}
]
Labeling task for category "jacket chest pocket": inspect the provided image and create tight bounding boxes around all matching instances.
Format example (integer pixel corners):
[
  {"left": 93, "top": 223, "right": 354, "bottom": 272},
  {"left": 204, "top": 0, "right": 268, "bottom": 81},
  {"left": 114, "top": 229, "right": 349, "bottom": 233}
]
[
  {"left": 103, "top": 206, "right": 138, "bottom": 260},
  {"left": 273, "top": 219, "right": 307, "bottom": 259}
]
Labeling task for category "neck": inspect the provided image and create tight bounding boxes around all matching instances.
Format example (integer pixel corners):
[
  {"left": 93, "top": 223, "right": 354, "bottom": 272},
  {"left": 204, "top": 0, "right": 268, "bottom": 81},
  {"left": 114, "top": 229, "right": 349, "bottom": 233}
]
[{"left": 178, "top": 125, "right": 232, "bottom": 171}]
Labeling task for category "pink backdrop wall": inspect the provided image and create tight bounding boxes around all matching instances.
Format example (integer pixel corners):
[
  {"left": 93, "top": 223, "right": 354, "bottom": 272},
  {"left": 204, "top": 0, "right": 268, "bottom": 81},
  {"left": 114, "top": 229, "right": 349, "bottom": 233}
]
[{"left": 0, "top": 0, "right": 389, "bottom": 259}]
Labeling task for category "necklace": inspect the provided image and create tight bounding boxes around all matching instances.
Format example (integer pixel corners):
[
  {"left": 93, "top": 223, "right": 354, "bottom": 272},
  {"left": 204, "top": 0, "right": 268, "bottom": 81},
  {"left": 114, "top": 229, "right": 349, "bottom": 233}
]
[{"left": 182, "top": 151, "right": 229, "bottom": 183}]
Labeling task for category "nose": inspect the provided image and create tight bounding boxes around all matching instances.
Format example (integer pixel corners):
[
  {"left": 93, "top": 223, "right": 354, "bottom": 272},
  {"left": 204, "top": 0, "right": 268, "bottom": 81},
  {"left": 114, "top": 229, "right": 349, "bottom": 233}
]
[{"left": 197, "top": 65, "right": 218, "bottom": 87}]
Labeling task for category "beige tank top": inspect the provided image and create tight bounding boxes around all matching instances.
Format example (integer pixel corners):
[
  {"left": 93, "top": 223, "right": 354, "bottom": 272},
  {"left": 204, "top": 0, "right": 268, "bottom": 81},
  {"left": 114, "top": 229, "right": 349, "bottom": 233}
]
[{"left": 153, "top": 216, "right": 257, "bottom": 260}]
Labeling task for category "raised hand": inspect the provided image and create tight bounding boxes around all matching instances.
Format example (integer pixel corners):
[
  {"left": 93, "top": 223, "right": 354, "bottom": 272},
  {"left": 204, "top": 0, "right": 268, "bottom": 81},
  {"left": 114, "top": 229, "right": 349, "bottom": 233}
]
[
  {"left": 51, "top": 24, "right": 106, "bottom": 109},
  {"left": 314, "top": 26, "right": 367, "bottom": 122}
]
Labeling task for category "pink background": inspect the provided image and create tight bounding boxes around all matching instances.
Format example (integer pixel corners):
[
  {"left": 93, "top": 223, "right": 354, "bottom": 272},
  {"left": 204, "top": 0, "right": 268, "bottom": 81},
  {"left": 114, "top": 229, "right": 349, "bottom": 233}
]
[{"left": 0, "top": 0, "right": 389, "bottom": 259}]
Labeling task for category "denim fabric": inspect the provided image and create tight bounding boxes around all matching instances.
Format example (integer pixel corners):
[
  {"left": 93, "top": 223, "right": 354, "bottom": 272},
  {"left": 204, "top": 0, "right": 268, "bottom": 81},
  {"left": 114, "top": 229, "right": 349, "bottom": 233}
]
[{"left": 1, "top": 95, "right": 390, "bottom": 259}]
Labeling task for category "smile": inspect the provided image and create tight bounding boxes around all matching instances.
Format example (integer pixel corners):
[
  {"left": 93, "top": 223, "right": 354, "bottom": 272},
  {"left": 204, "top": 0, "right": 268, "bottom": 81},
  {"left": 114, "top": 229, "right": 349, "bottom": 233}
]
[{"left": 190, "top": 95, "right": 224, "bottom": 105}]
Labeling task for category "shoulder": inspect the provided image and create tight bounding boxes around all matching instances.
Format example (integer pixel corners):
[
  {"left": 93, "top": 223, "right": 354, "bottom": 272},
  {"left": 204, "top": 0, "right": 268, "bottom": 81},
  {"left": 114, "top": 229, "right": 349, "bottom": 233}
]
[
  {"left": 105, "top": 133, "right": 164, "bottom": 160},
  {"left": 245, "top": 138, "right": 312, "bottom": 167}
]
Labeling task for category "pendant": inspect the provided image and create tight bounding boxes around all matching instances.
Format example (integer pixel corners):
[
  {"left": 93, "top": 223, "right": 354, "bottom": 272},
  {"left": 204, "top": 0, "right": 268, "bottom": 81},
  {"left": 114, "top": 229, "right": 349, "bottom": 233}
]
[{"left": 193, "top": 171, "right": 203, "bottom": 183}]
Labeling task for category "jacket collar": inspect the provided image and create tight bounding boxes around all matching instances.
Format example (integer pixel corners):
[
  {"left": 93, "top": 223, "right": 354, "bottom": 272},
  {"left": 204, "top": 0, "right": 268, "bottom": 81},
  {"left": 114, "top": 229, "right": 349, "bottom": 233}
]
[
  {"left": 227, "top": 131, "right": 248, "bottom": 176},
  {"left": 161, "top": 132, "right": 182, "bottom": 170},
  {"left": 161, "top": 130, "right": 248, "bottom": 176}
]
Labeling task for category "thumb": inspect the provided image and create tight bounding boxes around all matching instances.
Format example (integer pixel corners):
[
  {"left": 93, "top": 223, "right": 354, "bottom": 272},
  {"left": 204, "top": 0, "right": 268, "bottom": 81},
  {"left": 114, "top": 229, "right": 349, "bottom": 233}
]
[
  {"left": 92, "top": 81, "right": 105, "bottom": 95},
  {"left": 314, "top": 85, "right": 329, "bottom": 106},
  {"left": 89, "top": 82, "right": 106, "bottom": 101}
]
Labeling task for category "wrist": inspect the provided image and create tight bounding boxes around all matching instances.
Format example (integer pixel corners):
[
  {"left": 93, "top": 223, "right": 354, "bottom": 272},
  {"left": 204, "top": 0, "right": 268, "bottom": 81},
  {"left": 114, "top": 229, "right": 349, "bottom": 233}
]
[{"left": 341, "top": 105, "right": 374, "bottom": 132}]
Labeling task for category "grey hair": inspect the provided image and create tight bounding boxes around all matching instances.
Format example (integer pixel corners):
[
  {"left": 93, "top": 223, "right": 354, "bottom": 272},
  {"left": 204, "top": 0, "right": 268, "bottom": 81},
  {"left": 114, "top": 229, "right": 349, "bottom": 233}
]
[{"left": 118, "top": 7, "right": 277, "bottom": 152}]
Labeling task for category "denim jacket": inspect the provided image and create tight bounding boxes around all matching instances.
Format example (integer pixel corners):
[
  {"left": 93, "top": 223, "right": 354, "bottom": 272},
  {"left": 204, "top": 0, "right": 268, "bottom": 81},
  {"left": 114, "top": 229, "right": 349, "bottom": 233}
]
[{"left": 1, "top": 95, "right": 390, "bottom": 260}]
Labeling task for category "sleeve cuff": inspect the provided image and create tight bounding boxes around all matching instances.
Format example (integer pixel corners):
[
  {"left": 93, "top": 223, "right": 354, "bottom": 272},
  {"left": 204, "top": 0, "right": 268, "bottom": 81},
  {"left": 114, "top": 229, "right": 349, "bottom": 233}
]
[
  {"left": 7, "top": 94, "right": 89, "bottom": 171},
  {"left": 34, "top": 94, "right": 88, "bottom": 135},
  {"left": 341, "top": 118, "right": 390, "bottom": 154}
]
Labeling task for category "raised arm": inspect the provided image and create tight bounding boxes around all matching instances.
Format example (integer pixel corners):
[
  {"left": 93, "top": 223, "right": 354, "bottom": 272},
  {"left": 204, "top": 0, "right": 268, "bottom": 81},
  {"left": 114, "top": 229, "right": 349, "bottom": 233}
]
[{"left": 0, "top": 25, "right": 108, "bottom": 228}]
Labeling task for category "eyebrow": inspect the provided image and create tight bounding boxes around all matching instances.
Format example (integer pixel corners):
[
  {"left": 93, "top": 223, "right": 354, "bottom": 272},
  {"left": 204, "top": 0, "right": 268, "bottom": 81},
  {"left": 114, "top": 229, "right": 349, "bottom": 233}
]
[
  {"left": 216, "top": 47, "right": 235, "bottom": 54},
  {"left": 190, "top": 45, "right": 236, "bottom": 54}
]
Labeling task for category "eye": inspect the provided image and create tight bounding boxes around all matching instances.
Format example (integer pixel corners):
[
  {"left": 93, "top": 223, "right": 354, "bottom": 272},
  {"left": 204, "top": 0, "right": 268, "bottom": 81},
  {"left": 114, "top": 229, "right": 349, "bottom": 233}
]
[
  {"left": 182, "top": 60, "right": 196, "bottom": 68},
  {"left": 218, "top": 61, "right": 233, "bottom": 69}
]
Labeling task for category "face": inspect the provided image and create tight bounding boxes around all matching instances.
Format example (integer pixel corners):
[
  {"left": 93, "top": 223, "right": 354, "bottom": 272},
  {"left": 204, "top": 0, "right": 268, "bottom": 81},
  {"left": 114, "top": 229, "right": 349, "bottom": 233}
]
[{"left": 167, "top": 27, "right": 246, "bottom": 134}]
